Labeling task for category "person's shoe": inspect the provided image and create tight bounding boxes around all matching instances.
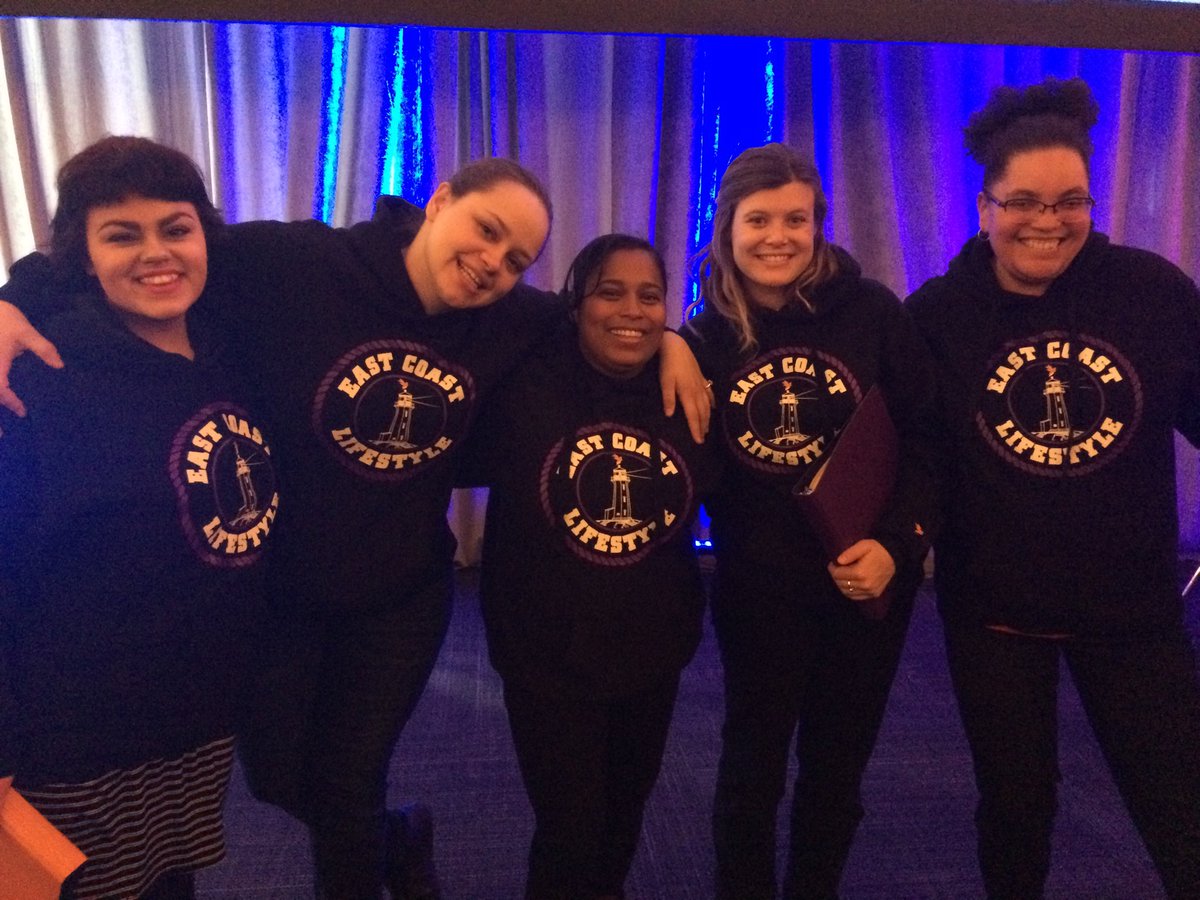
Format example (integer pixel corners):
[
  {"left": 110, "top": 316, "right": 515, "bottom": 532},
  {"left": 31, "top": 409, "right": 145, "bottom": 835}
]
[{"left": 385, "top": 802, "right": 440, "bottom": 900}]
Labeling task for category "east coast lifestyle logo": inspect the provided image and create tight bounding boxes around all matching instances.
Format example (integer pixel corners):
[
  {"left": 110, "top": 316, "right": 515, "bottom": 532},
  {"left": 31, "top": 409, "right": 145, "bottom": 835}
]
[
  {"left": 974, "top": 331, "right": 1143, "bottom": 476},
  {"left": 540, "top": 423, "right": 694, "bottom": 566},
  {"left": 170, "top": 403, "right": 279, "bottom": 567},
  {"left": 721, "top": 347, "right": 862, "bottom": 476},
  {"left": 312, "top": 339, "right": 475, "bottom": 482}
]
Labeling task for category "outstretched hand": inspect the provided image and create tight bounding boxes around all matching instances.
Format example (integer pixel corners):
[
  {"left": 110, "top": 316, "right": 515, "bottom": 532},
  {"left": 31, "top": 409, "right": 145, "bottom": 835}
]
[
  {"left": 659, "top": 331, "right": 713, "bottom": 444},
  {"left": 0, "top": 301, "right": 63, "bottom": 417}
]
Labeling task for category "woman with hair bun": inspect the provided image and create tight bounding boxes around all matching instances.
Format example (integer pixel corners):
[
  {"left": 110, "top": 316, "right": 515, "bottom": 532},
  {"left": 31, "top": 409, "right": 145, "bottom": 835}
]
[
  {"left": 684, "top": 142, "right": 940, "bottom": 899},
  {"left": 908, "top": 76, "right": 1200, "bottom": 898}
]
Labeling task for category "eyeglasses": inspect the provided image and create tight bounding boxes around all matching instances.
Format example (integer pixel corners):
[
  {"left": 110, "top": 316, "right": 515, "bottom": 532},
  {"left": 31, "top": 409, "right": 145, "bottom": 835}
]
[{"left": 983, "top": 192, "right": 1096, "bottom": 220}]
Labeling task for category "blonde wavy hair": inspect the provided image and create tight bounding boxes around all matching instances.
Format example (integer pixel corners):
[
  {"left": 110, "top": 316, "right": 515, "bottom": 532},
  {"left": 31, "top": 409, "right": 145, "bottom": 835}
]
[{"left": 690, "top": 143, "right": 838, "bottom": 353}]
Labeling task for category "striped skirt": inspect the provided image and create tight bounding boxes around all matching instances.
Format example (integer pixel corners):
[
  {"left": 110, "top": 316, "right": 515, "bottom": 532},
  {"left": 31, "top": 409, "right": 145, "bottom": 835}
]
[{"left": 22, "top": 736, "right": 235, "bottom": 900}]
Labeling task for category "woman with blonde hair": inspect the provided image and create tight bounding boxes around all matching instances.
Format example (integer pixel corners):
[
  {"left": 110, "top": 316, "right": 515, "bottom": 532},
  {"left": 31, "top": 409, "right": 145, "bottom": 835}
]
[{"left": 684, "top": 142, "right": 940, "bottom": 899}]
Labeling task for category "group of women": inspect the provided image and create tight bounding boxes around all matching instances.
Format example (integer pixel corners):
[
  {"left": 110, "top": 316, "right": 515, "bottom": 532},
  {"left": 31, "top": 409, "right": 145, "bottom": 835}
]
[{"left": 0, "top": 74, "right": 1197, "bottom": 900}]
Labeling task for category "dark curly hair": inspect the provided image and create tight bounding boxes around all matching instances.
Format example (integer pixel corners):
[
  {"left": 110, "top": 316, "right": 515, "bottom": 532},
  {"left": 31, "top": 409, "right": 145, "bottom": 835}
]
[
  {"left": 562, "top": 233, "right": 665, "bottom": 315},
  {"left": 964, "top": 77, "right": 1100, "bottom": 189},
  {"left": 50, "top": 135, "right": 223, "bottom": 283}
]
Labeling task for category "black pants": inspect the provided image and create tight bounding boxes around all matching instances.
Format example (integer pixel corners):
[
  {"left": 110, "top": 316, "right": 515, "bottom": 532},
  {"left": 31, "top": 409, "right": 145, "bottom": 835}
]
[
  {"left": 239, "top": 577, "right": 452, "bottom": 899},
  {"left": 503, "top": 674, "right": 681, "bottom": 900},
  {"left": 711, "top": 564, "right": 916, "bottom": 900},
  {"left": 945, "top": 619, "right": 1200, "bottom": 900}
]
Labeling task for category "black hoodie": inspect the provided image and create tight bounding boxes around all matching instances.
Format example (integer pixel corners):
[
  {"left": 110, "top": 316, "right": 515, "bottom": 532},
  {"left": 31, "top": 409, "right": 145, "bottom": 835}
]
[
  {"left": 461, "top": 318, "right": 718, "bottom": 698},
  {"left": 684, "top": 246, "right": 939, "bottom": 598},
  {"left": 1, "top": 199, "right": 561, "bottom": 617},
  {"left": 0, "top": 296, "right": 278, "bottom": 783},
  {"left": 908, "top": 231, "right": 1200, "bottom": 637}
]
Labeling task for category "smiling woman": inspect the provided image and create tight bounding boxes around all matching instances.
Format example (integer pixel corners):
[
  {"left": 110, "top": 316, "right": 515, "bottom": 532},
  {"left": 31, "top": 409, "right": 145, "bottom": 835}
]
[
  {"left": 907, "top": 76, "right": 1200, "bottom": 898},
  {"left": 458, "top": 232, "right": 717, "bottom": 898},
  {"left": 84, "top": 198, "right": 208, "bottom": 355},
  {"left": 404, "top": 160, "right": 551, "bottom": 314},
  {"left": 569, "top": 238, "right": 667, "bottom": 378},
  {"left": 0, "top": 136, "right": 279, "bottom": 900},
  {"left": 729, "top": 180, "right": 816, "bottom": 311},
  {"left": 683, "top": 141, "right": 940, "bottom": 899}
]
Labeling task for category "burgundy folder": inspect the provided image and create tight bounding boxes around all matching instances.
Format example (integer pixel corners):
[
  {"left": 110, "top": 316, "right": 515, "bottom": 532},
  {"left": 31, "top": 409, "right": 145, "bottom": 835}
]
[{"left": 792, "top": 385, "right": 897, "bottom": 619}]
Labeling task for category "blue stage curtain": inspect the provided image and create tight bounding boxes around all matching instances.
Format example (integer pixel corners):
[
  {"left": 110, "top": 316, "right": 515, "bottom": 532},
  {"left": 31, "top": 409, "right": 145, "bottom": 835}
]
[{"left": 1, "top": 17, "right": 1198, "bottom": 550}]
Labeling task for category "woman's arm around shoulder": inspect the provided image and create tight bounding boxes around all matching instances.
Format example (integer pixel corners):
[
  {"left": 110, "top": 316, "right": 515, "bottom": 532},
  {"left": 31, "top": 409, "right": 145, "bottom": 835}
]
[{"left": 0, "top": 253, "right": 73, "bottom": 415}]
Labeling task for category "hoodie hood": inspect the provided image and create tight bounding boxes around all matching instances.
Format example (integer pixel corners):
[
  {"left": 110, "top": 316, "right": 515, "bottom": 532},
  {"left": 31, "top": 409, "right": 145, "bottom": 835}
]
[{"left": 41, "top": 290, "right": 218, "bottom": 374}]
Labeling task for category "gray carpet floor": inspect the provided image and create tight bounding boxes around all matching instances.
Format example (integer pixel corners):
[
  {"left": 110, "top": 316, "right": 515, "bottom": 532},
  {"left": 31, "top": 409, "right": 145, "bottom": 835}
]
[{"left": 197, "top": 560, "right": 1200, "bottom": 899}]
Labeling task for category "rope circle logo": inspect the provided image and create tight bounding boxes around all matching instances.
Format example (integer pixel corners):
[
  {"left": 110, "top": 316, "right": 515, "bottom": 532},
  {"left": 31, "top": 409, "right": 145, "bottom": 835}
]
[
  {"left": 312, "top": 339, "right": 475, "bottom": 481},
  {"left": 721, "top": 347, "right": 862, "bottom": 475},
  {"left": 540, "top": 423, "right": 694, "bottom": 566},
  {"left": 975, "top": 331, "right": 1142, "bottom": 476},
  {"left": 170, "top": 403, "right": 279, "bottom": 567}
]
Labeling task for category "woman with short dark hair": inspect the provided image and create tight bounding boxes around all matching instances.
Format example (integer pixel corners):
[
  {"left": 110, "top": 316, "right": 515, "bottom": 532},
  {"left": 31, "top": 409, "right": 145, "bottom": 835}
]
[
  {"left": 0, "top": 135, "right": 280, "bottom": 900},
  {"left": 463, "top": 233, "right": 716, "bottom": 899}
]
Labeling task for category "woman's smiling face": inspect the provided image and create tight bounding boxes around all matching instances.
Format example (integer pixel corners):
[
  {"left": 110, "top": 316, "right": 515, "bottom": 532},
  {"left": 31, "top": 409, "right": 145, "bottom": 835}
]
[
  {"left": 85, "top": 195, "right": 207, "bottom": 333},
  {"left": 979, "top": 145, "right": 1092, "bottom": 296},
  {"left": 406, "top": 180, "right": 550, "bottom": 315},
  {"left": 576, "top": 248, "right": 667, "bottom": 379},
  {"left": 730, "top": 180, "right": 816, "bottom": 310}
]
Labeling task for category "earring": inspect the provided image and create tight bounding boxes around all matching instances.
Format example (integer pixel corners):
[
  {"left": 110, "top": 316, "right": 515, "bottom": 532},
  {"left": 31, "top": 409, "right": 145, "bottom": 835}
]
[{"left": 977, "top": 228, "right": 989, "bottom": 242}]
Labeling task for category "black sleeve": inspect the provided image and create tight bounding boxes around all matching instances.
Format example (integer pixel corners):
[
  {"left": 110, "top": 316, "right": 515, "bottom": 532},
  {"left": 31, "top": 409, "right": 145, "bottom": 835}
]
[
  {"left": 1, "top": 252, "right": 74, "bottom": 326},
  {"left": 0, "top": 404, "right": 41, "bottom": 777},
  {"left": 871, "top": 296, "right": 943, "bottom": 575},
  {"left": 455, "top": 393, "right": 505, "bottom": 488},
  {"left": 454, "top": 313, "right": 562, "bottom": 488},
  {"left": 202, "top": 219, "right": 319, "bottom": 328},
  {"left": 1171, "top": 270, "right": 1200, "bottom": 448}
]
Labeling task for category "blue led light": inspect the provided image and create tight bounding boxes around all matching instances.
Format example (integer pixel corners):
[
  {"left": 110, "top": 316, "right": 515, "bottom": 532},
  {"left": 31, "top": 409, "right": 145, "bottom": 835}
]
[
  {"left": 379, "top": 28, "right": 429, "bottom": 203},
  {"left": 315, "top": 26, "right": 348, "bottom": 223},
  {"left": 685, "top": 38, "right": 780, "bottom": 319},
  {"left": 765, "top": 44, "right": 776, "bottom": 138},
  {"left": 380, "top": 29, "right": 407, "bottom": 197}
]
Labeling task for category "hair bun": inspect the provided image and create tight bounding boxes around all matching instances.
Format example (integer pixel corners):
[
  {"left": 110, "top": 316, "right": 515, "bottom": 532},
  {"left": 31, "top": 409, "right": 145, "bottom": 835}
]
[{"left": 965, "top": 77, "right": 1099, "bottom": 163}]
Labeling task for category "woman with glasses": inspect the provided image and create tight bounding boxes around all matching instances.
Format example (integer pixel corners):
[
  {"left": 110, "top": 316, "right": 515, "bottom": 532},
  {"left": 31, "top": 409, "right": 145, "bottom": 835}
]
[{"left": 907, "top": 77, "right": 1200, "bottom": 898}]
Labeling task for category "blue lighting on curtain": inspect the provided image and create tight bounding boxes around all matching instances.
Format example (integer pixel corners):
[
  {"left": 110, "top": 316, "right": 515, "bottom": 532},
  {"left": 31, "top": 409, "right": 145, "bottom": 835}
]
[
  {"left": 314, "top": 26, "right": 348, "bottom": 223},
  {"left": 809, "top": 41, "right": 834, "bottom": 238},
  {"left": 647, "top": 37, "right": 667, "bottom": 247},
  {"left": 379, "top": 27, "right": 434, "bottom": 204},
  {"left": 764, "top": 44, "right": 776, "bottom": 137},
  {"left": 686, "top": 38, "right": 784, "bottom": 319},
  {"left": 210, "top": 25, "right": 240, "bottom": 217},
  {"left": 272, "top": 28, "right": 289, "bottom": 147}
]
